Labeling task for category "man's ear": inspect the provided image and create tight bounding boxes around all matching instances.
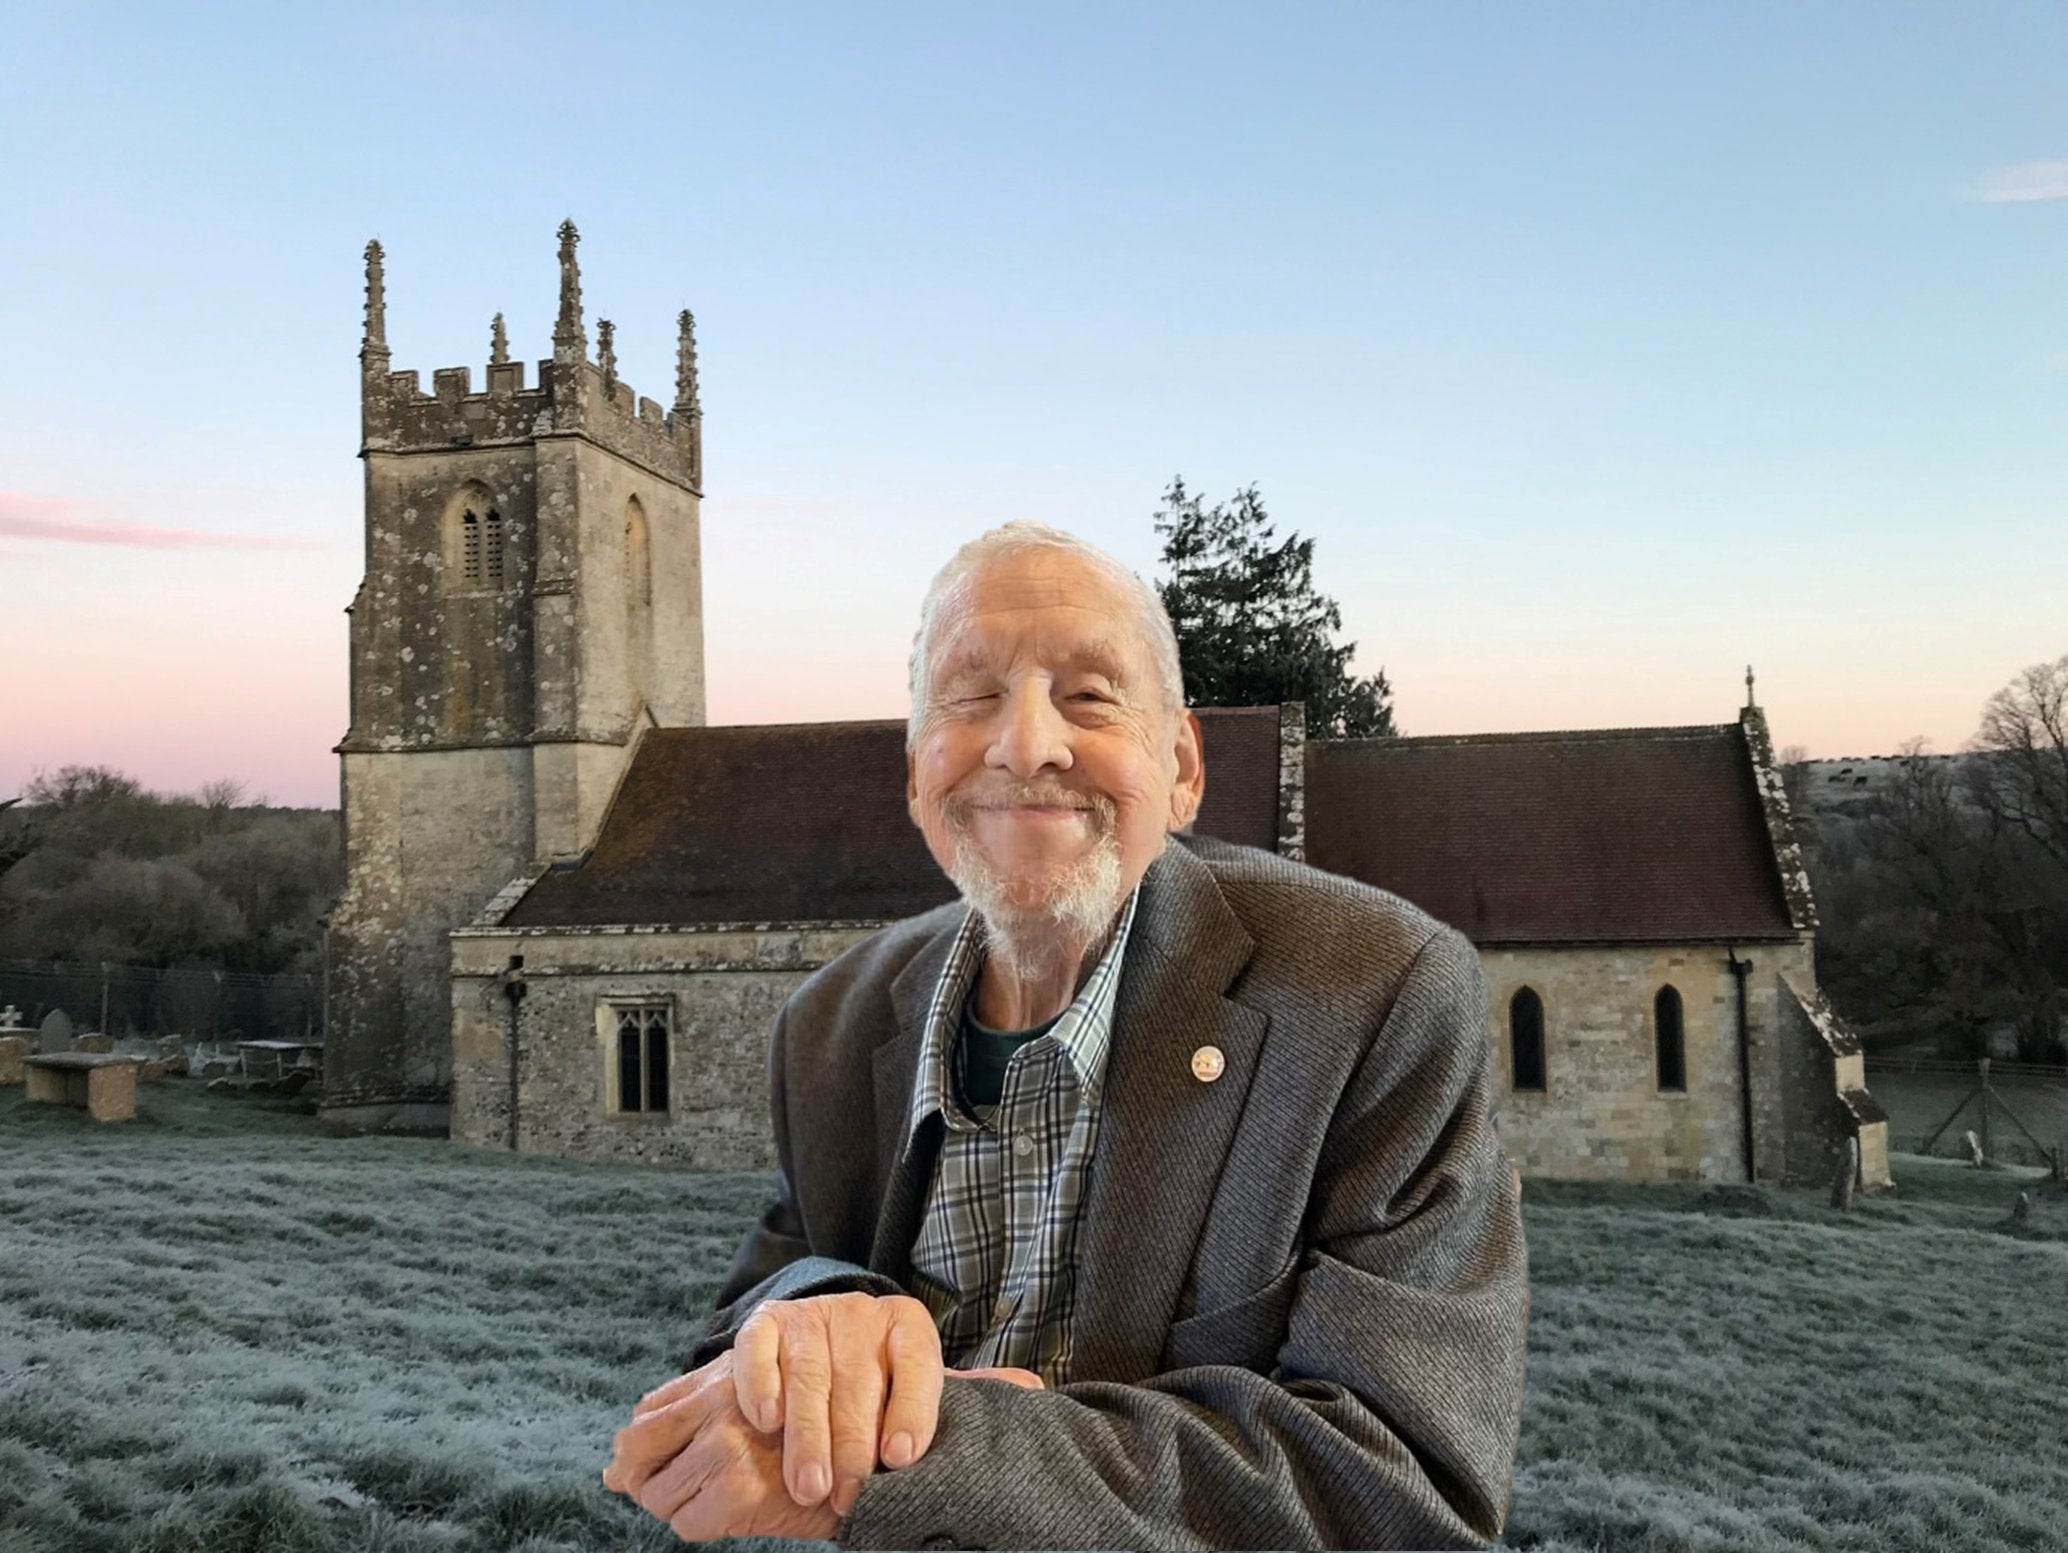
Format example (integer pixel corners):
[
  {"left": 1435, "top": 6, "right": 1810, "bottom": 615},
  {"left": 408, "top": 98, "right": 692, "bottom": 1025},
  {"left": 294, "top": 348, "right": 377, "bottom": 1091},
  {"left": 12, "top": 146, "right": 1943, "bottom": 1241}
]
[
  {"left": 906, "top": 748, "right": 922, "bottom": 826},
  {"left": 1167, "top": 710, "right": 1205, "bottom": 832}
]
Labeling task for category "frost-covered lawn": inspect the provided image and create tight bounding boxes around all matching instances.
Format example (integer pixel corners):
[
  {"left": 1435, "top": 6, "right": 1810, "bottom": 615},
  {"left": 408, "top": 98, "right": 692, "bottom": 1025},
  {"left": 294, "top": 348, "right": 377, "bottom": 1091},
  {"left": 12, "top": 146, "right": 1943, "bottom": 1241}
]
[{"left": 2, "top": 1083, "right": 2064, "bottom": 1553}]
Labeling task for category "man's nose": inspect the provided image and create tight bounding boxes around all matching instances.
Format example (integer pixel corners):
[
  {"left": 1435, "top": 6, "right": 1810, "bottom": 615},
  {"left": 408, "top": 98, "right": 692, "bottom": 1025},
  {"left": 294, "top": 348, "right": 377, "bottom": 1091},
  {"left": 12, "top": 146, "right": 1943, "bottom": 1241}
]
[{"left": 986, "top": 680, "right": 1073, "bottom": 778}]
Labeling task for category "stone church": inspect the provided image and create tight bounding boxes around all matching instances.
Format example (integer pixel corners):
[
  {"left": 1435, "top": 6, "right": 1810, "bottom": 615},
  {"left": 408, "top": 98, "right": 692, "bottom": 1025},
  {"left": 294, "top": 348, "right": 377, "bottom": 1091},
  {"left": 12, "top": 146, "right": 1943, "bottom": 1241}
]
[{"left": 325, "top": 226, "right": 1889, "bottom": 1191}]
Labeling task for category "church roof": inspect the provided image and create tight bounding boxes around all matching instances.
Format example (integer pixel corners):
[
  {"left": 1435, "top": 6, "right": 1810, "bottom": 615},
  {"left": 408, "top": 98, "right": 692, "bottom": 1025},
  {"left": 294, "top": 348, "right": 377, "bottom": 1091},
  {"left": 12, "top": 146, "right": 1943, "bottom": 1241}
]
[
  {"left": 1304, "top": 722, "right": 1799, "bottom": 944},
  {"left": 501, "top": 706, "right": 1286, "bottom": 928}
]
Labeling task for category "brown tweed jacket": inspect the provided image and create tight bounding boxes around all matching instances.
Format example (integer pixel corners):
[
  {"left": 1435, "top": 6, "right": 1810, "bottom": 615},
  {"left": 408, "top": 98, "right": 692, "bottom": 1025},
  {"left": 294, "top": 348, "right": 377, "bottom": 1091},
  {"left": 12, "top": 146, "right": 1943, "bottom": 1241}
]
[{"left": 693, "top": 835, "right": 1528, "bottom": 1551}]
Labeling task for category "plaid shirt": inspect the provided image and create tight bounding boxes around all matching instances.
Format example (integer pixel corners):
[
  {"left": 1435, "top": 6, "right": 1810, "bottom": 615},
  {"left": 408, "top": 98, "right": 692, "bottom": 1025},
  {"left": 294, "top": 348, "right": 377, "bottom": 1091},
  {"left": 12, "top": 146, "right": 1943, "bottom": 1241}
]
[{"left": 903, "top": 888, "right": 1139, "bottom": 1385}]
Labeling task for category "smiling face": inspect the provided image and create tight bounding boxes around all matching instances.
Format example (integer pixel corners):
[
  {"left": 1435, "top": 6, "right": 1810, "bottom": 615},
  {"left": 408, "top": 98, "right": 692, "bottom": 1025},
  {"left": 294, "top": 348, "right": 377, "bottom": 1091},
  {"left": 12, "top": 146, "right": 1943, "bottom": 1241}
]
[{"left": 907, "top": 546, "right": 1204, "bottom": 941}]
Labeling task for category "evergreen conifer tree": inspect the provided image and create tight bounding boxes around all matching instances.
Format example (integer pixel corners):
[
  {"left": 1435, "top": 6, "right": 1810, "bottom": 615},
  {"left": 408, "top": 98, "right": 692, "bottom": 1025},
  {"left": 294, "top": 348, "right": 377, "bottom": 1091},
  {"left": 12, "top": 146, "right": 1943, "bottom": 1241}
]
[{"left": 1152, "top": 478, "right": 1397, "bottom": 738}]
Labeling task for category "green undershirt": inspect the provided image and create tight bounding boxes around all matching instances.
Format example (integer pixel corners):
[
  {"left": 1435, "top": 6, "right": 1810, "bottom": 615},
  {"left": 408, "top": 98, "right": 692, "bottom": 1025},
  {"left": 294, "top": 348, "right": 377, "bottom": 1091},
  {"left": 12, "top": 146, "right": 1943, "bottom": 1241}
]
[{"left": 956, "top": 1003, "right": 1062, "bottom": 1112}]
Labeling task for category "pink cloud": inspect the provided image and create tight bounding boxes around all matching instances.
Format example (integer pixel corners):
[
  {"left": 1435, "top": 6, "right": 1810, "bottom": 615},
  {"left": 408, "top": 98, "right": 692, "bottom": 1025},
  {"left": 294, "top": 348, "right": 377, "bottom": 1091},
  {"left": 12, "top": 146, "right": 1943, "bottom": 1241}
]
[{"left": 0, "top": 491, "right": 319, "bottom": 551}]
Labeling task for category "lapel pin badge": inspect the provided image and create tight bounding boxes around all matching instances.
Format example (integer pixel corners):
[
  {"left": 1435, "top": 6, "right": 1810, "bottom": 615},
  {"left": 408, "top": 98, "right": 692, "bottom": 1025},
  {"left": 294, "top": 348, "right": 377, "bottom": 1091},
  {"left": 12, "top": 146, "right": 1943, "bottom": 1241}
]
[{"left": 1190, "top": 1045, "right": 1225, "bottom": 1083}]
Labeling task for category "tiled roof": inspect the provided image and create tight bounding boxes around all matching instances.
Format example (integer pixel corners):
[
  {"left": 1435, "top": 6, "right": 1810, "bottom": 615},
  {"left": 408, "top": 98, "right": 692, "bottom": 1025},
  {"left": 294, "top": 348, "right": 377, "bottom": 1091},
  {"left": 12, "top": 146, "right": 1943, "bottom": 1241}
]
[
  {"left": 1304, "top": 723, "right": 1798, "bottom": 944},
  {"left": 502, "top": 707, "right": 1284, "bottom": 928}
]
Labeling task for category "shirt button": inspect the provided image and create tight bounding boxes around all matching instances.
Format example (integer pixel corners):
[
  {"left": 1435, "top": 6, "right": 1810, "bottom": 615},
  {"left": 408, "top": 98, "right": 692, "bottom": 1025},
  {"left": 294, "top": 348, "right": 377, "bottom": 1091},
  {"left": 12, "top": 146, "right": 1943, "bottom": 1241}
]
[
  {"left": 1013, "top": 1133, "right": 1034, "bottom": 1158},
  {"left": 993, "top": 1295, "right": 1013, "bottom": 1321}
]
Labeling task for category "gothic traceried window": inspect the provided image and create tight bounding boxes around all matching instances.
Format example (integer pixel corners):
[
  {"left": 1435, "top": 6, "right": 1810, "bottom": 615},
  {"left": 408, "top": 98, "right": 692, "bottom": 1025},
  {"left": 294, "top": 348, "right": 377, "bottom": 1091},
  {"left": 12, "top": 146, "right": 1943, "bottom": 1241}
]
[
  {"left": 1655, "top": 985, "right": 1687, "bottom": 1093},
  {"left": 610, "top": 1002, "right": 670, "bottom": 1114},
  {"left": 1510, "top": 987, "right": 1546, "bottom": 1093}
]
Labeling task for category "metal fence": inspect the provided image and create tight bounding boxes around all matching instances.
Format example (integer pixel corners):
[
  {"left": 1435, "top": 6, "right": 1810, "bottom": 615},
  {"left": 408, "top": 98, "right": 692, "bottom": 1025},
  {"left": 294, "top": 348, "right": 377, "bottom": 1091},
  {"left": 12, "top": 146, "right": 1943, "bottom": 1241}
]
[{"left": 0, "top": 959, "right": 320, "bottom": 1046}]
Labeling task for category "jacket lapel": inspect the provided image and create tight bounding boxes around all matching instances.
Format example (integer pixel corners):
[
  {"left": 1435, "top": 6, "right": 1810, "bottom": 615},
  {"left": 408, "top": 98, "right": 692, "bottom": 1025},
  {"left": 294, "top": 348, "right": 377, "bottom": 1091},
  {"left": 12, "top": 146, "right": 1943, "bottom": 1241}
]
[
  {"left": 866, "top": 915, "right": 962, "bottom": 1283},
  {"left": 1069, "top": 841, "right": 1267, "bottom": 1383}
]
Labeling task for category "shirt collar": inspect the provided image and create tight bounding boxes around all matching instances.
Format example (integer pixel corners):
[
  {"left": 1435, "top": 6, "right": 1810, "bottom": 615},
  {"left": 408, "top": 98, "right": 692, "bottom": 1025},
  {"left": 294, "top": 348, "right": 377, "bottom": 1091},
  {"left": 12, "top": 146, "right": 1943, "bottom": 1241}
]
[{"left": 905, "top": 885, "right": 1140, "bottom": 1149}]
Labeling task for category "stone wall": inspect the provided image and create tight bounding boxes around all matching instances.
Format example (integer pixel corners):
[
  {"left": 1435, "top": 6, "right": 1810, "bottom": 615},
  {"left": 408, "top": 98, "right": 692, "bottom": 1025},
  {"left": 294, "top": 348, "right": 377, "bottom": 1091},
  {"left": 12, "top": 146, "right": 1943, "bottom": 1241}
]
[
  {"left": 345, "top": 447, "right": 543, "bottom": 752},
  {"left": 449, "top": 922, "right": 882, "bottom": 1168},
  {"left": 558, "top": 438, "right": 704, "bottom": 729},
  {"left": 1481, "top": 941, "right": 1812, "bottom": 1183},
  {"left": 325, "top": 747, "right": 539, "bottom": 1131},
  {"left": 1774, "top": 974, "right": 1885, "bottom": 1189},
  {"left": 447, "top": 922, "right": 1859, "bottom": 1182}
]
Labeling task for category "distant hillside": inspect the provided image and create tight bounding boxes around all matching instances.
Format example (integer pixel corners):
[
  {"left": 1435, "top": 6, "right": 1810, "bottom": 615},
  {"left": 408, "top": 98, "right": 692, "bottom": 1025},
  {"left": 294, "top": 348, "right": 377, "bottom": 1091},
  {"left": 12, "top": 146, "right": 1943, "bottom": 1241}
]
[{"left": 1793, "top": 751, "right": 1986, "bottom": 821}]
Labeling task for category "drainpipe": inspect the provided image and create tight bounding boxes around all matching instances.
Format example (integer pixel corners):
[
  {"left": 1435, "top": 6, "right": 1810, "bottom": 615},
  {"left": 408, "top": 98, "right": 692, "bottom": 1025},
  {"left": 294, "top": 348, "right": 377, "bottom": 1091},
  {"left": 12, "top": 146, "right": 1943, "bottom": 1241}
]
[
  {"left": 1727, "top": 949, "right": 1754, "bottom": 1182},
  {"left": 501, "top": 954, "right": 527, "bottom": 1151}
]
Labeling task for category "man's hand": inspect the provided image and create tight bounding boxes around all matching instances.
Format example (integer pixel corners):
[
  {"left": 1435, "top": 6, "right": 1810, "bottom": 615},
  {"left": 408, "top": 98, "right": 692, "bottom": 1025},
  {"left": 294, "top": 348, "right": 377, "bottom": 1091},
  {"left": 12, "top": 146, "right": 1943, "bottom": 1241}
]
[
  {"left": 729, "top": 1291, "right": 947, "bottom": 1515},
  {"left": 603, "top": 1351, "right": 842, "bottom": 1542},
  {"left": 619, "top": 1293, "right": 1047, "bottom": 1524}
]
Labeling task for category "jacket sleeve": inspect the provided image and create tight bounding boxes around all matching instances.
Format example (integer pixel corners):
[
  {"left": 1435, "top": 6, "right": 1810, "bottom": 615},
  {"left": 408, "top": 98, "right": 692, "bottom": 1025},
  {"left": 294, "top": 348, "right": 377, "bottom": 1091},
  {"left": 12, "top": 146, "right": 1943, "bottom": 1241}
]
[
  {"left": 687, "top": 1002, "right": 904, "bottom": 1370},
  {"left": 838, "top": 926, "right": 1529, "bottom": 1552}
]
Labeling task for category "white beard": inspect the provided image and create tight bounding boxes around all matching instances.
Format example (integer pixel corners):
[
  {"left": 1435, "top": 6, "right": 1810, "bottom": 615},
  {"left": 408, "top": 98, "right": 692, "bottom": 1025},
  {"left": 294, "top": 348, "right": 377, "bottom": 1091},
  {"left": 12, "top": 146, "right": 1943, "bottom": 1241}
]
[{"left": 942, "top": 788, "right": 1128, "bottom": 982}]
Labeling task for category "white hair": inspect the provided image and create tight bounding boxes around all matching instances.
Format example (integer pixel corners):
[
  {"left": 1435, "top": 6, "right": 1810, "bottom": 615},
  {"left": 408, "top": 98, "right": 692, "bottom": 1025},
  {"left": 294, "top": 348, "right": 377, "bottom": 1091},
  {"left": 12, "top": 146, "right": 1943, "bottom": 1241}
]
[{"left": 906, "top": 521, "right": 1185, "bottom": 747}]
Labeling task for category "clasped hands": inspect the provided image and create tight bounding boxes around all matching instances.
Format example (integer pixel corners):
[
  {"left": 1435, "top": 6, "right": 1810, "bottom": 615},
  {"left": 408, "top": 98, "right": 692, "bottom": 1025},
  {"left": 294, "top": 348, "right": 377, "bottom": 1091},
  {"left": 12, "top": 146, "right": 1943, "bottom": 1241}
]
[{"left": 602, "top": 1291, "right": 1042, "bottom": 1542}]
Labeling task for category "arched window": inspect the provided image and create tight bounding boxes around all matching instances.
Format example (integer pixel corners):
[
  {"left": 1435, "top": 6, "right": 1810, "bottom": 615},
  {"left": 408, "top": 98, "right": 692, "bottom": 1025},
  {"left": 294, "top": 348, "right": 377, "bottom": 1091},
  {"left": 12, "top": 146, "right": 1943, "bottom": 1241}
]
[
  {"left": 624, "top": 496, "right": 650, "bottom": 607},
  {"left": 1509, "top": 987, "right": 1545, "bottom": 1093},
  {"left": 446, "top": 485, "right": 504, "bottom": 591},
  {"left": 1655, "top": 985, "right": 1686, "bottom": 1093}
]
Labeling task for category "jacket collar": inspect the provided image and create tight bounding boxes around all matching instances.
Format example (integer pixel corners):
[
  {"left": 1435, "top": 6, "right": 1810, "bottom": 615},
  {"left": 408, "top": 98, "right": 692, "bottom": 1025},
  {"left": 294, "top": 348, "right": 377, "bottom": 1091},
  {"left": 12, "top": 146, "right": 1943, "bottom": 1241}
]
[{"left": 869, "top": 838, "right": 1266, "bottom": 1379}]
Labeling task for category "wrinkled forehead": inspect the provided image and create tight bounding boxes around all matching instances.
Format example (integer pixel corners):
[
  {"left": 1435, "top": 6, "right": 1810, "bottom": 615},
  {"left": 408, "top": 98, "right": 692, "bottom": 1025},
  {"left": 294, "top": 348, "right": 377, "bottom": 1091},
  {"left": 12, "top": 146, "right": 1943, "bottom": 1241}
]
[{"left": 927, "top": 553, "right": 1149, "bottom": 683}]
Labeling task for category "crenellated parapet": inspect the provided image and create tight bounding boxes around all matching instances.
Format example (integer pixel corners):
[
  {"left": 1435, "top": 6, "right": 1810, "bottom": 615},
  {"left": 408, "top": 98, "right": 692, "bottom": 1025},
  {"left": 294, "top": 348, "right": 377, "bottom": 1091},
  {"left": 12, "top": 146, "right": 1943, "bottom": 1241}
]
[{"left": 358, "top": 224, "right": 702, "bottom": 493}]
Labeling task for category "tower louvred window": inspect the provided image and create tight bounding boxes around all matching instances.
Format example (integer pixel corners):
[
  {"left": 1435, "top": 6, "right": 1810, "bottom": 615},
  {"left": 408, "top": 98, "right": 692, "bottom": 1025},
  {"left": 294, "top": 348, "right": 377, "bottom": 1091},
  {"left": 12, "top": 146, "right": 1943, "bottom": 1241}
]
[
  {"left": 483, "top": 510, "right": 504, "bottom": 585},
  {"left": 461, "top": 510, "right": 483, "bottom": 584}
]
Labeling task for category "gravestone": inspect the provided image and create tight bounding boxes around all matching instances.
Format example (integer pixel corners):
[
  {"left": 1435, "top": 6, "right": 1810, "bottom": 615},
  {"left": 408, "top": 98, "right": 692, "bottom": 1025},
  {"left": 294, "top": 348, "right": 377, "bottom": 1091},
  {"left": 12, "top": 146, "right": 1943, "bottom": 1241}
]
[
  {"left": 1829, "top": 1137, "right": 1858, "bottom": 1212},
  {"left": 38, "top": 1009, "right": 74, "bottom": 1056},
  {"left": 0, "top": 1004, "right": 23, "bottom": 1030},
  {"left": 1964, "top": 1129, "right": 1985, "bottom": 1167},
  {"left": 2011, "top": 1190, "right": 2031, "bottom": 1224},
  {"left": 0, "top": 1035, "right": 27, "bottom": 1085},
  {"left": 74, "top": 1033, "right": 113, "bottom": 1054}
]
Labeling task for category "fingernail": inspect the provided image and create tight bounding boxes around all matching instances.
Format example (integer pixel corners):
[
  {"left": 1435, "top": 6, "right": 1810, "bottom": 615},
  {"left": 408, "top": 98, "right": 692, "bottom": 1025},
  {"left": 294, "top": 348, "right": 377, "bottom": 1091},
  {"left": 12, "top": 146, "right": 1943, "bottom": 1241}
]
[
  {"left": 757, "top": 1399, "right": 780, "bottom": 1431},
  {"left": 833, "top": 1478, "right": 860, "bottom": 1515},
  {"left": 798, "top": 1462, "right": 829, "bottom": 1503},
  {"left": 885, "top": 1431, "right": 914, "bottom": 1467}
]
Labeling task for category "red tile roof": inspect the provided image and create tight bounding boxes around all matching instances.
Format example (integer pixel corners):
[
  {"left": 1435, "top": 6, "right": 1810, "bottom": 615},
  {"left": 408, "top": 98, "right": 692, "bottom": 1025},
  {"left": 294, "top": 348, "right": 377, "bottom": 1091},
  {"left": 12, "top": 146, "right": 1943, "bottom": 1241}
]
[
  {"left": 502, "top": 707, "right": 1285, "bottom": 928},
  {"left": 1304, "top": 723, "right": 1798, "bottom": 944}
]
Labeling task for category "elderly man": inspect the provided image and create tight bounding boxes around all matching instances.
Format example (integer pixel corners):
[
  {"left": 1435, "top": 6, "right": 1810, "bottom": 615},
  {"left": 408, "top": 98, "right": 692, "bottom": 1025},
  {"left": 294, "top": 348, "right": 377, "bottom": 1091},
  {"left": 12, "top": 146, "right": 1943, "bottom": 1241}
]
[{"left": 604, "top": 522, "right": 1527, "bottom": 1549}]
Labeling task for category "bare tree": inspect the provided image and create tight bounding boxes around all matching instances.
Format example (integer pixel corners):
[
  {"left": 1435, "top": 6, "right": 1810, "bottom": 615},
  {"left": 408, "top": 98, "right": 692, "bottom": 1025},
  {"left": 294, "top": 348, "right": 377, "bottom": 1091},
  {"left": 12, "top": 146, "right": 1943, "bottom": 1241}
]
[
  {"left": 1967, "top": 654, "right": 2068, "bottom": 1058},
  {"left": 196, "top": 778, "right": 252, "bottom": 834},
  {"left": 24, "top": 765, "right": 145, "bottom": 808},
  {"left": 1970, "top": 653, "right": 2068, "bottom": 876},
  {"left": 1809, "top": 661, "right": 2068, "bottom": 1063}
]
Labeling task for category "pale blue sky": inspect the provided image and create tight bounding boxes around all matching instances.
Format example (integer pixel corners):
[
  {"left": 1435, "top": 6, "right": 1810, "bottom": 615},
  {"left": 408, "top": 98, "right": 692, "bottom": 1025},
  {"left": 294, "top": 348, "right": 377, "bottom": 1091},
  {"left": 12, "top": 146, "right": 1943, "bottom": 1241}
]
[{"left": 2, "top": 3, "right": 2063, "bottom": 805}]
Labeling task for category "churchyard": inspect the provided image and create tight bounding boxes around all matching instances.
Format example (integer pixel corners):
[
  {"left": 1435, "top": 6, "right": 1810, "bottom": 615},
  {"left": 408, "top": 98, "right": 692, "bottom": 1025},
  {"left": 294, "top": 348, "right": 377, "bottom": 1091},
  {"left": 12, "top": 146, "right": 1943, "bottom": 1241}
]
[{"left": 1, "top": 1082, "right": 2062, "bottom": 1553}]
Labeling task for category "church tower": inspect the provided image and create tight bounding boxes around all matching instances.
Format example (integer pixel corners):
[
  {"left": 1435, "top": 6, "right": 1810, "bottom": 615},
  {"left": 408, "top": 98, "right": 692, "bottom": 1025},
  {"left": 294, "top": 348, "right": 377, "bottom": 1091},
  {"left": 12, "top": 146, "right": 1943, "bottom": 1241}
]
[{"left": 324, "top": 224, "right": 706, "bottom": 1134}]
